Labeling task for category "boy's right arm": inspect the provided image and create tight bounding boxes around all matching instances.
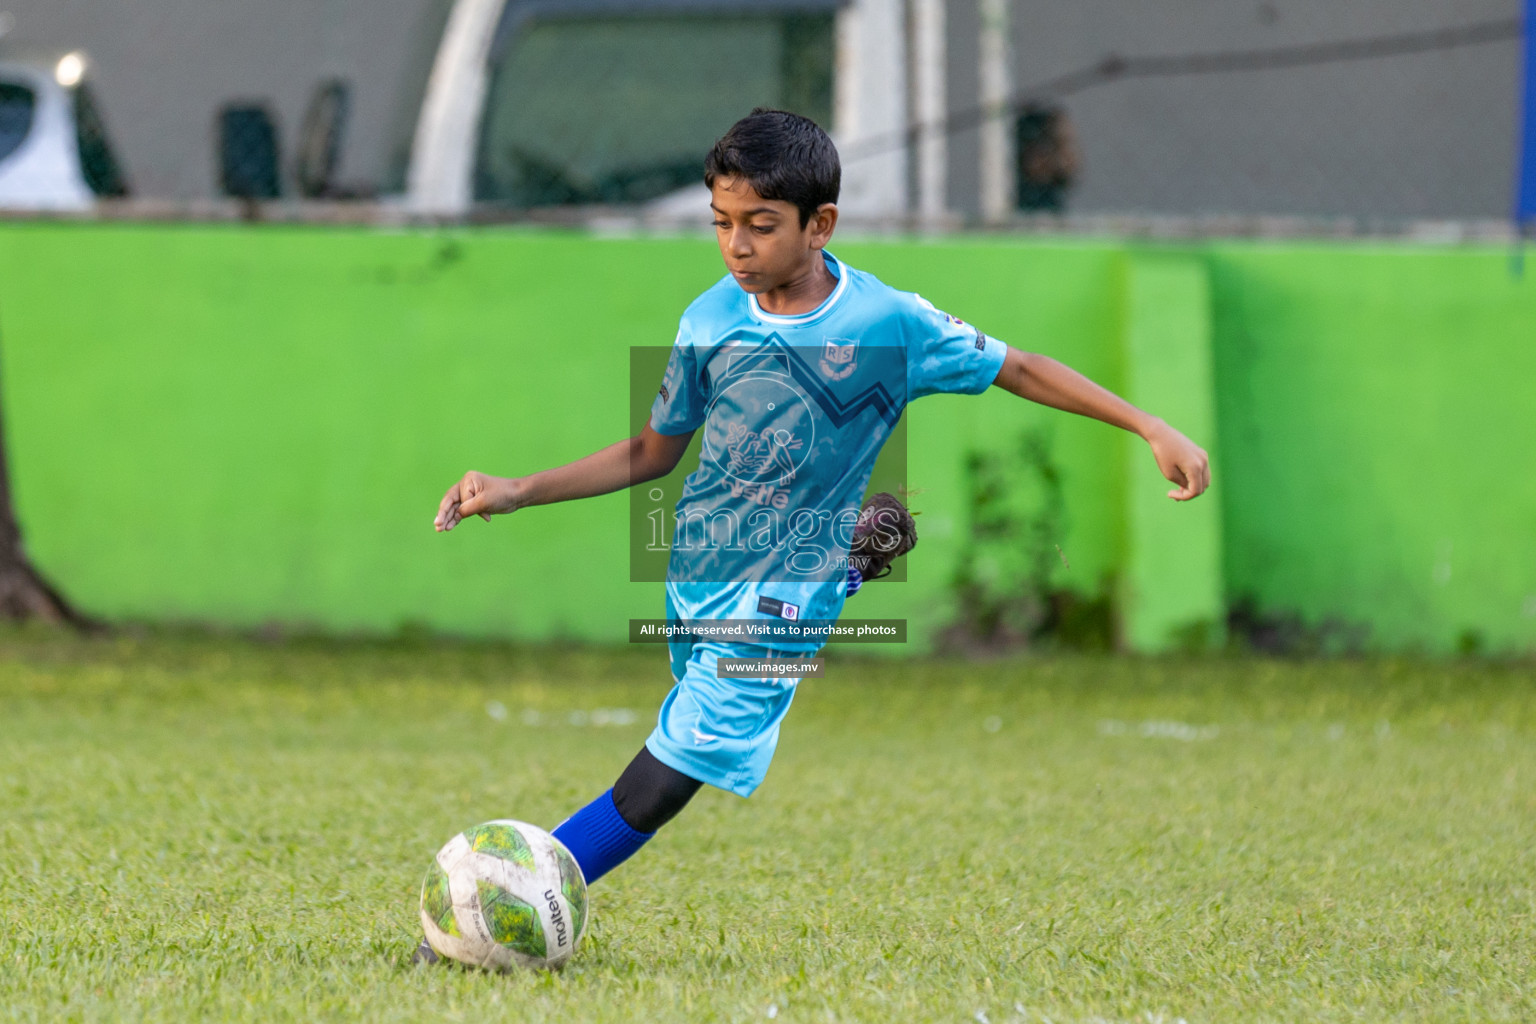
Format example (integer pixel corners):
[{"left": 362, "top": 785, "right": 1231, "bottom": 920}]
[{"left": 433, "top": 423, "right": 694, "bottom": 533}]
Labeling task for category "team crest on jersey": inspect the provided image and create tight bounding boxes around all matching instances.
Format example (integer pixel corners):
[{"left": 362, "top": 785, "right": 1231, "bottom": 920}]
[{"left": 820, "top": 337, "right": 859, "bottom": 380}]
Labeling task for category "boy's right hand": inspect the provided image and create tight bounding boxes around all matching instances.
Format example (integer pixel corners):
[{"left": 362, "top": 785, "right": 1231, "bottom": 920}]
[{"left": 434, "top": 472, "right": 519, "bottom": 532}]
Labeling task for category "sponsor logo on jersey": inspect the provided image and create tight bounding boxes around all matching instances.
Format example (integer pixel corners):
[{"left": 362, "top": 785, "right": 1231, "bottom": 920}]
[
  {"left": 820, "top": 337, "right": 859, "bottom": 380},
  {"left": 974, "top": 328, "right": 988, "bottom": 351},
  {"left": 658, "top": 382, "right": 671, "bottom": 402},
  {"left": 729, "top": 479, "right": 792, "bottom": 509},
  {"left": 756, "top": 595, "right": 800, "bottom": 620}
]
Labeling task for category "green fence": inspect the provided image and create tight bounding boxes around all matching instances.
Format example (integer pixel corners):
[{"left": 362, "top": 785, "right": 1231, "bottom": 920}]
[
  {"left": 1, "top": 224, "right": 1531, "bottom": 654},
  {"left": 1208, "top": 245, "right": 1536, "bottom": 655}
]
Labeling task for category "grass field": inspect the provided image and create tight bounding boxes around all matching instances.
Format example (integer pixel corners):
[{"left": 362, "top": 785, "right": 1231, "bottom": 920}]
[{"left": 1, "top": 629, "right": 1532, "bottom": 1023}]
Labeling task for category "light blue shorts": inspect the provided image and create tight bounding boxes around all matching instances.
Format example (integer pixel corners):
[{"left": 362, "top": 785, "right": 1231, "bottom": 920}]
[{"left": 645, "top": 614, "right": 820, "bottom": 798}]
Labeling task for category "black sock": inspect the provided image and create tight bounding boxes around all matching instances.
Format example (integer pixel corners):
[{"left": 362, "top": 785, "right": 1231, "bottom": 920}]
[{"left": 611, "top": 745, "right": 703, "bottom": 833}]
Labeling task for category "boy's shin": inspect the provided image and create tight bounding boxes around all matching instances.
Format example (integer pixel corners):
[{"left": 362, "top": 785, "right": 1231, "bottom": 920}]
[{"left": 552, "top": 746, "right": 702, "bottom": 884}]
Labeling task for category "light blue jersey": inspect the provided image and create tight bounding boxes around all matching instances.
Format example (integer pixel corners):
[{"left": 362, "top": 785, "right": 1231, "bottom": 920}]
[
  {"left": 643, "top": 251, "right": 1007, "bottom": 796},
  {"left": 650, "top": 250, "right": 1008, "bottom": 630}
]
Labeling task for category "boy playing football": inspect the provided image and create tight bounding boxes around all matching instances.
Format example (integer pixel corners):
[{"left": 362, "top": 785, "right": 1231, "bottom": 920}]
[{"left": 423, "top": 110, "right": 1208, "bottom": 953}]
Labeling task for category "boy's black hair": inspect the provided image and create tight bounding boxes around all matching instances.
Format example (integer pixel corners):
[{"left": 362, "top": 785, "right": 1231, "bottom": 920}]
[{"left": 704, "top": 108, "right": 840, "bottom": 227}]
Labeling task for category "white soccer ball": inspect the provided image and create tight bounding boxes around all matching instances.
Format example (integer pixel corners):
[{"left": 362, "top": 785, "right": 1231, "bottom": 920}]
[{"left": 419, "top": 819, "right": 588, "bottom": 971}]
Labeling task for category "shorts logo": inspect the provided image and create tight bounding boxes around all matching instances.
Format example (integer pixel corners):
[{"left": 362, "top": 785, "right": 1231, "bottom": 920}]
[
  {"left": 820, "top": 337, "right": 859, "bottom": 380},
  {"left": 756, "top": 596, "right": 800, "bottom": 620}
]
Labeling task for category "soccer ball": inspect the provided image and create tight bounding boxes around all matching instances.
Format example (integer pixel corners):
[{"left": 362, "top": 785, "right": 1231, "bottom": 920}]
[{"left": 419, "top": 819, "right": 588, "bottom": 971}]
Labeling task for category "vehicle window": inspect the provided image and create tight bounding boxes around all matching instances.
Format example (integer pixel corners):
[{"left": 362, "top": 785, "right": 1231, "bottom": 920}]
[
  {"left": 73, "top": 82, "right": 129, "bottom": 196},
  {"left": 0, "top": 82, "right": 37, "bottom": 164},
  {"left": 475, "top": 13, "right": 834, "bottom": 207}
]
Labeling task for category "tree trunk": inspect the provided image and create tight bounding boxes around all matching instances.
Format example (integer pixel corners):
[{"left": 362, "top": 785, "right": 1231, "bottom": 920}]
[{"left": 0, "top": 355, "right": 90, "bottom": 627}]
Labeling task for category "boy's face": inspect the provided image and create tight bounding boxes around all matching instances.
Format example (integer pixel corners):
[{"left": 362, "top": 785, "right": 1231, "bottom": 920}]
[{"left": 710, "top": 176, "right": 836, "bottom": 294}]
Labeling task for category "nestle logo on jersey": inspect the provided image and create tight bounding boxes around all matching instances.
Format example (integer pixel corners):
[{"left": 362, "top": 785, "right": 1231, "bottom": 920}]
[{"left": 730, "top": 480, "right": 791, "bottom": 509}]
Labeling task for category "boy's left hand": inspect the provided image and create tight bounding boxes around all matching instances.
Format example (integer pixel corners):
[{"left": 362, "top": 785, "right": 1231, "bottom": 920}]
[
  {"left": 1144, "top": 420, "right": 1210, "bottom": 501},
  {"left": 434, "top": 471, "right": 519, "bottom": 532}
]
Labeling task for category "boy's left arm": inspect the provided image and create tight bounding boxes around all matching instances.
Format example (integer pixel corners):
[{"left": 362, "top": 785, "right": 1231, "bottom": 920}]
[{"left": 992, "top": 346, "right": 1210, "bottom": 501}]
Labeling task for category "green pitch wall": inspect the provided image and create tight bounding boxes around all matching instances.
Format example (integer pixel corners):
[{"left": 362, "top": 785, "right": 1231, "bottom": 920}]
[
  {"left": 0, "top": 224, "right": 1531, "bottom": 654},
  {"left": 1206, "top": 245, "right": 1536, "bottom": 654}
]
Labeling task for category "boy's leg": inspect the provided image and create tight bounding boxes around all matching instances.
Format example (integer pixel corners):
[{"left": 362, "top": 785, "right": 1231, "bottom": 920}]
[
  {"left": 551, "top": 746, "right": 702, "bottom": 884},
  {"left": 546, "top": 599, "right": 712, "bottom": 887},
  {"left": 643, "top": 640, "right": 803, "bottom": 799},
  {"left": 419, "top": 614, "right": 807, "bottom": 962},
  {"left": 415, "top": 639, "right": 807, "bottom": 964},
  {"left": 555, "top": 637, "right": 809, "bottom": 882},
  {"left": 613, "top": 744, "right": 704, "bottom": 831}
]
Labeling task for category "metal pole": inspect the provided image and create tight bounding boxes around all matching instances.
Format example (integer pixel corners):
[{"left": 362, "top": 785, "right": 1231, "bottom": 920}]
[
  {"left": 835, "top": 0, "right": 909, "bottom": 220},
  {"left": 978, "top": 0, "right": 1012, "bottom": 224},
  {"left": 1518, "top": 0, "right": 1535, "bottom": 232},
  {"left": 912, "top": 0, "right": 947, "bottom": 222}
]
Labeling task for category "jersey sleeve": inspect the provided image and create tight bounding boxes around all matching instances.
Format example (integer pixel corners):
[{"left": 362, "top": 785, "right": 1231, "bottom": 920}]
[
  {"left": 903, "top": 293, "right": 1009, "bottom": 400},
  {"left": 648, "top": 319, "right": 709, "bottom": 436}
]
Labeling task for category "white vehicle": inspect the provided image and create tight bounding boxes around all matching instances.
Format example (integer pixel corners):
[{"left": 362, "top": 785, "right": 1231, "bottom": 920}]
[{"left": 0, "top": 51, "right": 127, "bottom": 210}]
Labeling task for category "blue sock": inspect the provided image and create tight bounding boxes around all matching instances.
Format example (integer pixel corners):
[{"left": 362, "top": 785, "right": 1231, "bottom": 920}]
[
  {"left": 552, "top": 789, "right": 654, "bottom": 885},
  {"left": 846, "top": 565, "right": 865, "bottom": 597}
]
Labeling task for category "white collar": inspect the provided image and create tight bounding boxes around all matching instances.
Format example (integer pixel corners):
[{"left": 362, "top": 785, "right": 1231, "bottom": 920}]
[{"left": 747, "top": 251, "right": 848, "bottom": 326}]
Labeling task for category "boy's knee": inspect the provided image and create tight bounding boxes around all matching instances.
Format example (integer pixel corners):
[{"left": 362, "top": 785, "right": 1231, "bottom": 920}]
[{"left": 612, "top": 745, "right": 703, "bottom": 833}]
